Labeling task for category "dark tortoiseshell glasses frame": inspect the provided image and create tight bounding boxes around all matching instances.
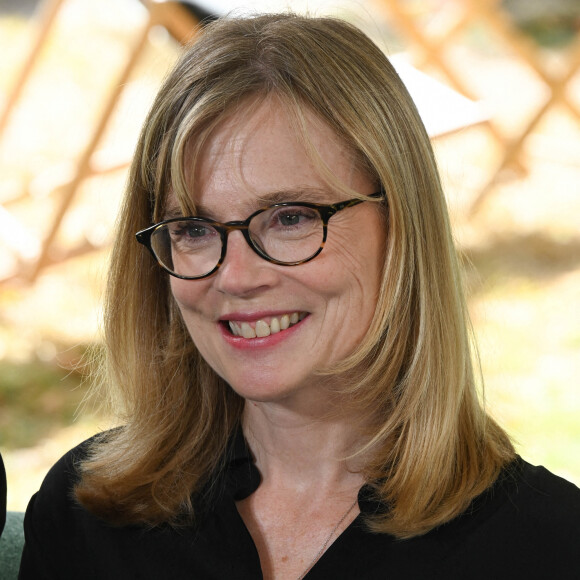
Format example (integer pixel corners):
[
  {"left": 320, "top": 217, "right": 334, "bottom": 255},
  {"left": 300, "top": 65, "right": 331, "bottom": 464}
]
[{"left": 136, "top": 191, "right": 384, "bottom": 280}]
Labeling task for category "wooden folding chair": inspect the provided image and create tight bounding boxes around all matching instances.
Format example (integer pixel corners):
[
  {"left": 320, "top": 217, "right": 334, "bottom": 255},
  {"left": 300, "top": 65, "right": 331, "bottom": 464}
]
[
  {"left": 0, "top": 0, "right": 508, "bottom": 282},
  {"left": 466, "top": 0, "right": 580, "bottom": 212},
  {"left": 374, "top": 0, "right": 580, "bottom": 214},
  {"left": 375, "top": 0, "right": 508, "bottom": 148},
  {"left": 0, "top": 1, "right": 217, "bottom": 282}
]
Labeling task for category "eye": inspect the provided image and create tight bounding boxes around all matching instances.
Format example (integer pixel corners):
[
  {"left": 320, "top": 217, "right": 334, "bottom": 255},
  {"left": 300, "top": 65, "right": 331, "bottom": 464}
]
[
  {"left": 270, "top": 206, "right": 319, "bottom": 229},
  {"left": 166, "top": 220, "right": 219, "bottom": 249},
  {"left": 278, "top": 212, "right": 302, "bottom": 226},
  {"left": 173, "top": 224, "right": 210, "bottom": 238}
]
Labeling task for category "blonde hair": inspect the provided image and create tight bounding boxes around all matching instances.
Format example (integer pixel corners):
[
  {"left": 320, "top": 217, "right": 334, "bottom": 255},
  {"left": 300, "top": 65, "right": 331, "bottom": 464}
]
[{"left": 76, "top": 13, "right": 514, "bottom": 537}]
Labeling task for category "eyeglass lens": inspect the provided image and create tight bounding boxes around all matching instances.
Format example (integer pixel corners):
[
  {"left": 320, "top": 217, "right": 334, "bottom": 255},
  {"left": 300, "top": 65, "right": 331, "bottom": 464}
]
[{"left": 149, "top": 204, "right": 325, "bottom": 278}]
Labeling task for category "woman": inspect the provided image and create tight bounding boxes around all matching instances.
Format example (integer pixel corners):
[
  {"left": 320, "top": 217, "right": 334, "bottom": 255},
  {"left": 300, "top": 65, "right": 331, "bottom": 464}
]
[{"left": 20, "top": 13, "right": 580, "bottom": 579}]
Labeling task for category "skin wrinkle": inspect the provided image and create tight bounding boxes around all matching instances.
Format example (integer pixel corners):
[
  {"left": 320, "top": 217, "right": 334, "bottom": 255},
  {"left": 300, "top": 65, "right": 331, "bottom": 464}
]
[
  {"left": 312, "top": 235, "right": 371, "bottom": 363},
  {"left": 312, "top": 211, "right": 380, "bottom": 368},
  {"left": 171, "top": 98, "right": 383, "bottom": 415},
  {"left": 181, "top": 94, "right": 371, "bottom": 217}
]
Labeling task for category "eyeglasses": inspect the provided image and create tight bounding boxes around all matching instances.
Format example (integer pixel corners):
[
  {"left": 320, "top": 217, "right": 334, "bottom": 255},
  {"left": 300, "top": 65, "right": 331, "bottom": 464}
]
[{"left": 136, "top": 191, "right": 383, "bottom": 280}]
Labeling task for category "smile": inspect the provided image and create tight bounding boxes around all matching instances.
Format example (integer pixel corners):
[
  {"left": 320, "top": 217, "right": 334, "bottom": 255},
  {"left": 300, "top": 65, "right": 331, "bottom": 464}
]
[{"left": 227, "top": 312, "right": 307, "bottom": 339}]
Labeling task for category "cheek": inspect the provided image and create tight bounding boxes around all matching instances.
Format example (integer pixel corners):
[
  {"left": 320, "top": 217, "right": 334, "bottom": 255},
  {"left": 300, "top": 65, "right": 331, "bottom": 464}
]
[
  {"left": 170, "top": 280, "right": 190, "bottom": 311},
  {"left": 313, "top": 250, "right": 382, "bottom": 328},
  {"left": 318, "top": 222, "right": 385, "bottom": 344},
  {"left": 170, "top": 280, "right": 218, "bottom": 360},
  {"left": 321, "top": 219, "right": 385, "bottom": 295},
  {"left": 169, "top": 278, "right": 208, "bottom": 320}
]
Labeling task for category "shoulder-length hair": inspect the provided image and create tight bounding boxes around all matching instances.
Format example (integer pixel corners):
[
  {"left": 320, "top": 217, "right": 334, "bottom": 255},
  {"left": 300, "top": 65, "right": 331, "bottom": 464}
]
[{"left": 76, "top": 13, "right": 514, "bottom": 538}]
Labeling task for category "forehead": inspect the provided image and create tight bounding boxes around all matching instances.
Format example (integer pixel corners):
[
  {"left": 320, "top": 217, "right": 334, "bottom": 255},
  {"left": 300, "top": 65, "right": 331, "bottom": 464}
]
[{"left": 172, "top": 96, "right": 367, "bottom": 218}]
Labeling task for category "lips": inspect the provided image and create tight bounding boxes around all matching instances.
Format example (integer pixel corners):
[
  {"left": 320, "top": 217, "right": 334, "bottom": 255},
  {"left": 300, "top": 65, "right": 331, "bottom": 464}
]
[{"left": 227, "top": 312, "right": 307, "bottom": 338}]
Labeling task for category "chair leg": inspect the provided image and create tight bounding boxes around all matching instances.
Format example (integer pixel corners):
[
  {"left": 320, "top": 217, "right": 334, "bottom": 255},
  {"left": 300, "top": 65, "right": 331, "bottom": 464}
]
[
  {"left": 0, "top": 0, "right": 65, "bottom": 140},
  {"left": 28, "top": 12, "right": 155, "bottom": 280}
]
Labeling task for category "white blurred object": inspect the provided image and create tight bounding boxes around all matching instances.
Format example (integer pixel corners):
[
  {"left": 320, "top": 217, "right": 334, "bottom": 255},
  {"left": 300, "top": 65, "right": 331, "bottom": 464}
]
[
  {"left": 0, "top": 205, "right": 40, "bottom": 261},
  {"left": 391, "top": 55, "right": 490, "bottom": 138},
  {"left": 153, "top": 2, "right": 490, "bottom": 139}
]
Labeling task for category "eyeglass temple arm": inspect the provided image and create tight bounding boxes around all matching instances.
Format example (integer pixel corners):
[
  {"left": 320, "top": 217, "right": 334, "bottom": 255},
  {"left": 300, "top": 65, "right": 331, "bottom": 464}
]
[{"left": 333, "top": 190, "right": 384, "bottom": 212}]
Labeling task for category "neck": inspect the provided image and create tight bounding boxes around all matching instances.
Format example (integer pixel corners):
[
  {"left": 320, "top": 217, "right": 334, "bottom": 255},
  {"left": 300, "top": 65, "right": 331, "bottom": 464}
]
[{"left": 242, "top": 398, "right": 368, "bottom": 496}]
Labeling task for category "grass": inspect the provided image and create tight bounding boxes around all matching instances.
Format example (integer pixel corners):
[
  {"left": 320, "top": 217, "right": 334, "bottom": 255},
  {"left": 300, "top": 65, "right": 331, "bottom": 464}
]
[{"left": 0, "top": 356, "right": 88, "bottom": 450}]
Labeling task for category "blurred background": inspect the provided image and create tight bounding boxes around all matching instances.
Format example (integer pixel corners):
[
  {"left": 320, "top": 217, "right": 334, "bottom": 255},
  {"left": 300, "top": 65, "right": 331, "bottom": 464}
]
[{"left": 0, "top": 0, "right": 579, "bottom": 511}]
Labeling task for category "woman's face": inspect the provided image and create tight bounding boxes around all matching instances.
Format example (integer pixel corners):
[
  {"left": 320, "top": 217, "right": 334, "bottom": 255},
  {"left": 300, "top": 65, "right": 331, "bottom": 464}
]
[{"left": 169, "top": 98, "right": 385, "bottom": 407}]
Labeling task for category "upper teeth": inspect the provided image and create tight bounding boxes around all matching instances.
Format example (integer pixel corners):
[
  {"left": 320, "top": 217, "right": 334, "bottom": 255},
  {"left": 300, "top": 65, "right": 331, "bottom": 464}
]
[{"left": 228, "top": 312, "right": 304, "bottom": 338}]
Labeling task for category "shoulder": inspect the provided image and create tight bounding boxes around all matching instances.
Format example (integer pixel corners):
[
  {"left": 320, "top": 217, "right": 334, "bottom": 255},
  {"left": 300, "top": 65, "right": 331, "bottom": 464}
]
[
  {"left": 463, "top": 457, "right": 580, "bottom": 543},
  {"left": 500, "top": 458, "right": 580, "bottom": 529},
  {"left": 438, "top": 458, "right": 580, "bottom": 578},
  {"left": 19, "top": 432, "right": 110, "bottom": 579},
  {"left": 26, "top": 432, "right": 105, "bottom": 514},
  {"left": 23, "top": 429, "right": 126, "bottom": 523},
  {"left": 384, "top": 459, "right": 580, "bottom": 579}
]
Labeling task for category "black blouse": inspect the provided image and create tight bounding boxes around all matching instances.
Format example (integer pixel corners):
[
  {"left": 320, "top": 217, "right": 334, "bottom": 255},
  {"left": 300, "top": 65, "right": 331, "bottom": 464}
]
[{"left": 19, "top": 430, "right": 580, "bottom": 579}]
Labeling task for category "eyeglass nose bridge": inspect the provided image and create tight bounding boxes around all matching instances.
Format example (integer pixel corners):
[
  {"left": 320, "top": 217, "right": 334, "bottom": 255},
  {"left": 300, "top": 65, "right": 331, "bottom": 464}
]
[{"left": 216, "top": 220, "right": 273, "bottom": 268}]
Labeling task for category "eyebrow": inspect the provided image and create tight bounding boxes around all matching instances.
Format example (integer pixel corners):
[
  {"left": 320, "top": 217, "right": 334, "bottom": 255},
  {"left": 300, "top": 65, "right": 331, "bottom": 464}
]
[
  {"left": 163, "top": 206, "right": 187, "bottom": 220},
  {"left": 163, "top": 188, "right": 334, "bottom": 221},
  {"left": 255, "top": 188, "right": 333, "bottom": 206}
]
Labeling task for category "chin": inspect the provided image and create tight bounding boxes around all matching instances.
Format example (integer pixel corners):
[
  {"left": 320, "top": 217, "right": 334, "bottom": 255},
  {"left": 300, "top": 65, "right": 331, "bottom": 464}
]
[
  {"left": 223, "top": 373, "right": 303, "bottom": 403},
  {"left": 228, "top": 382, "right": 295, "bottom": 404}
]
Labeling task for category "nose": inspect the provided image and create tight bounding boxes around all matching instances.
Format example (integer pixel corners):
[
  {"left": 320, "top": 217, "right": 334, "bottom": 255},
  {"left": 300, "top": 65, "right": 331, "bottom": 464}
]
[{"left": 213, "top": 230, "right": 277, "bottom": 296}]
